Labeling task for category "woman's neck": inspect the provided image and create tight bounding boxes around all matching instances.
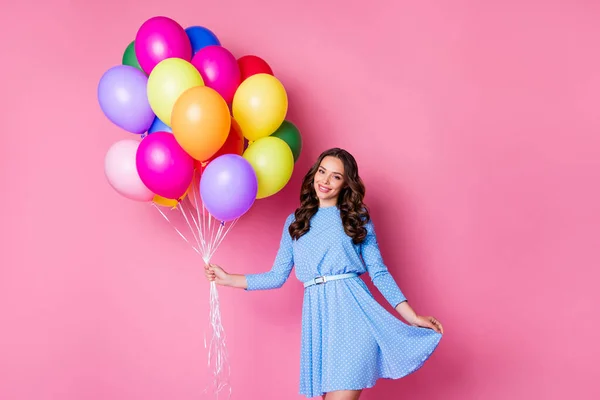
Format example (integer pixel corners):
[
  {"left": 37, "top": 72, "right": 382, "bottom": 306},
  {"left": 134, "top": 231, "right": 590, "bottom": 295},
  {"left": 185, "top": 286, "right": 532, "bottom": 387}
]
[{"left": 319, "top": 199, "right": 338, "bottom": 208}]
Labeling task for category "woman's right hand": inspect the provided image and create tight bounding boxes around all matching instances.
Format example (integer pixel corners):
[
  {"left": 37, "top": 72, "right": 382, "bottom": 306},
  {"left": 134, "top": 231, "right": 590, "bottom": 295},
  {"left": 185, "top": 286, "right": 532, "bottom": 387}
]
[{"left": 204, "top": 263, "right": 230, "bottom": 286}]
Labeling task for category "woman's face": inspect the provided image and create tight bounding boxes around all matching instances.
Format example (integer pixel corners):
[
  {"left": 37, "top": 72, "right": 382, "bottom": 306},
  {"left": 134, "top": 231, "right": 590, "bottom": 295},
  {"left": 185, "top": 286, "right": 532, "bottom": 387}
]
[{"left": 313, "top": 156, "right": 345, "bottom": 207}]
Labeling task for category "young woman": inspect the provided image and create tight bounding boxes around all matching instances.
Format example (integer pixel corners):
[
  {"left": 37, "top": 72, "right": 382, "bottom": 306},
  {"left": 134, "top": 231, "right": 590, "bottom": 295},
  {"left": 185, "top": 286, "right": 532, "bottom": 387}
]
[{"left": 205, "top": 148, "right": 443, "bottom": 400}]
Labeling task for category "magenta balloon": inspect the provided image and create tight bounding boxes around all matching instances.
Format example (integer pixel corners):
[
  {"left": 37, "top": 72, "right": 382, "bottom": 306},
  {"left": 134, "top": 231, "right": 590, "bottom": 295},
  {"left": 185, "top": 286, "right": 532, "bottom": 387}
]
[
  {"left": 135, "top": 16, "right": 192, "bottom": 74},
  {"left": 136, "top": 131, "right": 194, "bottom": 199},
  {"left": 191, "top": 45, "right": 241, "bottom": 103},
  {"left": 200, "top": 154, "right": 257, "bottom": 221}
]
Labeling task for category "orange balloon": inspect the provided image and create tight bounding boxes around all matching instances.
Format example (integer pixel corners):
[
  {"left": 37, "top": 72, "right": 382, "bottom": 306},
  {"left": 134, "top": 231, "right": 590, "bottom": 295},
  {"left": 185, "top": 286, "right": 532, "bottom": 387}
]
[
  {"left": 172, "top": 86, "right": 231, "bottom": 161},
  {"left": 194, "top": 119, "right": 244, "bottom": 170}
]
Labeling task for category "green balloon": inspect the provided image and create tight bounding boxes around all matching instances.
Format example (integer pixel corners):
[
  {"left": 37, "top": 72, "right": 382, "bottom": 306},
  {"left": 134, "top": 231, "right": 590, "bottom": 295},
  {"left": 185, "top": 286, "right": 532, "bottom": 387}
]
[
  {"left": 122, "top": 41, "right": 142, "bottom": 71},
  {"left": 271, "top": 120, "right": 302, "bottom": 162}
]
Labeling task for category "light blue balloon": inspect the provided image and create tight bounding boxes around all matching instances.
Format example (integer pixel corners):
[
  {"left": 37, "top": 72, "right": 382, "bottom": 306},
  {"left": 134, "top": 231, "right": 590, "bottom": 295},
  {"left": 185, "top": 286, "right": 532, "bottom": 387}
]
[{"left": 147, "top": 116, "right": 172, "bottom": 134}]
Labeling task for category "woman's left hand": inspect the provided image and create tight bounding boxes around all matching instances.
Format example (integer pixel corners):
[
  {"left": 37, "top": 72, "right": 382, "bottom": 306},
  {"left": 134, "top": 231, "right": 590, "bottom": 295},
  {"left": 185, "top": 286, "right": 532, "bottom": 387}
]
[{"left": 412, "top": 315, "right": 444, "bottom": 334}]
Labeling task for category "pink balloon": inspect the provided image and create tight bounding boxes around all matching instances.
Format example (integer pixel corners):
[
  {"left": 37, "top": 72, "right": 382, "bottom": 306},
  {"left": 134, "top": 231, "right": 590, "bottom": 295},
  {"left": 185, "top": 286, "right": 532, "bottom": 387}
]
[
  {"left": 191, "top": 45, "right": 241, "bottom": 103},
  {"left": 135, "top": 16, "right": 192, "bottom": 74},
  {"left": 104, "top": 139, "right": 154, "bottom": 202},
  {"left": 136, "top": 132, "right": 194, "bottom": 199}
]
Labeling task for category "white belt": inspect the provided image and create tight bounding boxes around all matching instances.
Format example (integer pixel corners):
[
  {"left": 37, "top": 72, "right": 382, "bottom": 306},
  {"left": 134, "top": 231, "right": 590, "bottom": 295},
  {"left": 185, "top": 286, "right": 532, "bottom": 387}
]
[{"left": 303, "top": 273, "right": 358, "bottom": 288}]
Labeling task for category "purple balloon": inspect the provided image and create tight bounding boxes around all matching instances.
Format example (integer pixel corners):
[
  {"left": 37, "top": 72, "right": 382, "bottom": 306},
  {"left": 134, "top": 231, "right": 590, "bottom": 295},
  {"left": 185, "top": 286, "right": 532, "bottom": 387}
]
[
  {"left": 136, "top": 132, "right": 194, "bottom": 199},
  {"left": 191, "top": 45, "right": 241, "bottom": 104},
  {"left": 98, "top": 65, "right": 155, "bottom": 134},
  {"left": 200, "top": 154, "right": 258, "bottom": 221}
]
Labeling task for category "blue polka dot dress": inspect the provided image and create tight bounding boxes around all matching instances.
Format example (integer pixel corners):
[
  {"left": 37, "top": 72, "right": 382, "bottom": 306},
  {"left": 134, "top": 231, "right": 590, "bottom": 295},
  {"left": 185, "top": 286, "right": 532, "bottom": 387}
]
[{"left": 245, "top": 206, "right": 442, "bottom": 398}]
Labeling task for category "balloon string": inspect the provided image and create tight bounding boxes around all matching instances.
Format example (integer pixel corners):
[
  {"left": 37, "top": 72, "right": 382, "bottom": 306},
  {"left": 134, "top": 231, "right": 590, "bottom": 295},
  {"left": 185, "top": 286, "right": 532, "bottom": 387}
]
[
  {"left": 178, "top": 200, "right": 203, "bottom": 254},
  {"left": 208, "top": 218, "right": 239, "bottom": 261},
  {"left": 207, "top": 223, "right": 222, "bottom": 260},
  {"left": 152, "top": 191, "right": 233, "bottom": 399},
  {"left": 191, "top": 168, "right": 209, "bottom": 256},
  {"left": 152, "top": 203, "right": 201, "bottom": 255},
  {"left": 208, "top": 208, "right": 216, "bottom": 254},
  {"left": 200, "top": 220, "right": 234, "bottom": 399},
  {"left": 203, "top": 280, "right": 232, "bottom": 399},
  {"left": 191, "top": 170, "right": 208, "bottom": 255}
]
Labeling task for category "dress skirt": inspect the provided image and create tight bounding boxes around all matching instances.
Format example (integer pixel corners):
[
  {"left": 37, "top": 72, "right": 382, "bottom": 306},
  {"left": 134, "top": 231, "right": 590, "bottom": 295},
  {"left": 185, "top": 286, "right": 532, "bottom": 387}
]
[{"left": 299, "top": 276, "right": 442, "bottom": 398}]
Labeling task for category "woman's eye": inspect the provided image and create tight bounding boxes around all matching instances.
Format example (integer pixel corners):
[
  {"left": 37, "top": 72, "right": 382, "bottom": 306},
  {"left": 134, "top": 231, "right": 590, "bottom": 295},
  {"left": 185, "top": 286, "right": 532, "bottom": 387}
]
[{"left": 335, "top": 176, "right": 341, "bottom": 180}]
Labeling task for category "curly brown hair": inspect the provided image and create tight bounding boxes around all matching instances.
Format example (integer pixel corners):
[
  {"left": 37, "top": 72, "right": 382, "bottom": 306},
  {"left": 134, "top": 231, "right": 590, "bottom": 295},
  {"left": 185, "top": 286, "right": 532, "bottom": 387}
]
[{"left": 289, "top": 148, "right": 370, "bottom": 244}]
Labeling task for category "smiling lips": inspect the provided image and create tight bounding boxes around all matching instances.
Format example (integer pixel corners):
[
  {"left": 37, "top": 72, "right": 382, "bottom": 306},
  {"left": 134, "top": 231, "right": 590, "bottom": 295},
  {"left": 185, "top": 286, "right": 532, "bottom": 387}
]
[{"left": 317, "top": 184, "right": 332, "bottom": 193}]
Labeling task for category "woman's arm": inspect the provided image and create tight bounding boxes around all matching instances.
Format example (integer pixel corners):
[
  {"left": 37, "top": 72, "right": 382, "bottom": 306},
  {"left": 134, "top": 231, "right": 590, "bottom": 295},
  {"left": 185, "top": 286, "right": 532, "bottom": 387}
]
[
  {"left": 204, "top": 266, "right": 248, "bottom": 289},
  {"left": 395, "top": 300, "right": 417, "bottom": 324},
  {"left": 396, "top": 301, "right": 444, "bottom": 333},
  {"left": 360, "top": 220, "right": 443, "bottom": 333},
  {"left": 360, "top": 219, "right": 407, "bottom": 307},
  {"left": 204, "top": 214, "right": 295, "bottom": 291}
]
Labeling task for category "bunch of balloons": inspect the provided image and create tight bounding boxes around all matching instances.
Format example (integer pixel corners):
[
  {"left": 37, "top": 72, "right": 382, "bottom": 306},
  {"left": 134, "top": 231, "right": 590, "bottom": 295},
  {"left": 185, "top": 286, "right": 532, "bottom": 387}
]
[{"left": 100, "top": 16, "right": 303, "bottom": 222}]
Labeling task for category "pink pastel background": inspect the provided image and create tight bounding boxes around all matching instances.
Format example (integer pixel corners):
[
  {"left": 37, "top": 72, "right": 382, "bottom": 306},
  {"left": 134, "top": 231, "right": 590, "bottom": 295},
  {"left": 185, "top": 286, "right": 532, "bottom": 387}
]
[{"left": 1, "top": 0, "right": 599, "bottom": 399}]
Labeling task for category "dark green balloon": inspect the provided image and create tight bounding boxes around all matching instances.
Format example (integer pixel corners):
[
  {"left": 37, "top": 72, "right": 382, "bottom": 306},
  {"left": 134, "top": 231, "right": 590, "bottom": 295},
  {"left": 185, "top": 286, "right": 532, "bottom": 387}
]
[
  {"left": 122, "top": 41, "right": 142, "bottom": 71},
  {"left": 271, "top": 120, "right": 302, "bottom": 162}
]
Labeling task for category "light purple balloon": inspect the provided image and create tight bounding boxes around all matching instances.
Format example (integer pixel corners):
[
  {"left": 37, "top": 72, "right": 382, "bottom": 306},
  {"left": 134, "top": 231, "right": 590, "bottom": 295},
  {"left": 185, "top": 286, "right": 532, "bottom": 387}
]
[
  {"left": 200, "top": 154, "right": 258, "bottom": 221},
  {"left": 98, "top": 65, "right": 155, "bottom": 134},
  {"left": 191, "top": 45, "right": 241, "bottom": 103},
  {"left": 136, "top": 132, "right": 194, "bottom": 199}
]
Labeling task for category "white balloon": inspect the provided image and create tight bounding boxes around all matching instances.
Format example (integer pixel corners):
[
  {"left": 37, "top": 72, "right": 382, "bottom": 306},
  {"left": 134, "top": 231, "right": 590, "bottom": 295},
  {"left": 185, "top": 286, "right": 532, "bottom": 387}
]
[{"left": 104, "top": 139, "right": 154, "bottom": 202}]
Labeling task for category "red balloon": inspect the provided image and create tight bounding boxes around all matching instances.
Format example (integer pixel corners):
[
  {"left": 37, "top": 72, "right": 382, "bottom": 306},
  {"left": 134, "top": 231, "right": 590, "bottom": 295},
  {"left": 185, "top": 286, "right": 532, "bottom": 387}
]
[
  {"left": 194, "top": 120, "right": 245, "bottom": 170},
  {"left": 237, "top": 55, "right": 273, "bottom": 81}
]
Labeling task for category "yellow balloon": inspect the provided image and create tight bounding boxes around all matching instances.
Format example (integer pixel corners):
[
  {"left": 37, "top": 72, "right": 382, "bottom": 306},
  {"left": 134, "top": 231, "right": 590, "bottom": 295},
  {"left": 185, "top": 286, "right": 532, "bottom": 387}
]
[
  {"left": 232, "top": 73, "right": 288, "bottom": 142},
  {"left": 147, "top": 58, "right": 204, "bottom": 126},
  {"left": 153, "top": 182, "right": 191, "bottom": 208},
  {"left": 243, "top": 136, "right": 294, "bottom": 199},
  {"left": 153, "top": 195, "right": 179, "bottom": 208}
]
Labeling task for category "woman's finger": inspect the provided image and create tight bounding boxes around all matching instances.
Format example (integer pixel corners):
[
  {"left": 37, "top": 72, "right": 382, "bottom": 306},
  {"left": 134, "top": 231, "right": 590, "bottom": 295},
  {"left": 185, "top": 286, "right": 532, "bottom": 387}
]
[{"left": 429, "top": 317, "right": 443, "bottom": 334}]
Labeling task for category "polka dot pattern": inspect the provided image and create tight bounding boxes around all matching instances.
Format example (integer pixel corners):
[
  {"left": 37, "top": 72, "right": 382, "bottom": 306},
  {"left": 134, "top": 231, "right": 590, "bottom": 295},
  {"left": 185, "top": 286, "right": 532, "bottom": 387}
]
[{"left": 245, "top": 206, "right": 442, "bottom": 398}]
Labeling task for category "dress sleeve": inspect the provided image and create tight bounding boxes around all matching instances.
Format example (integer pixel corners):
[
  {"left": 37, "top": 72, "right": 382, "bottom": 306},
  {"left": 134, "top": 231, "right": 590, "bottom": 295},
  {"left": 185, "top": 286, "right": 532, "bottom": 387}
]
[
  {"left": 245, "top": 214, "right": 295, "bottom": 291},
  {"left": 360, "top": 219, "right": 407, "bottom": 308}
]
